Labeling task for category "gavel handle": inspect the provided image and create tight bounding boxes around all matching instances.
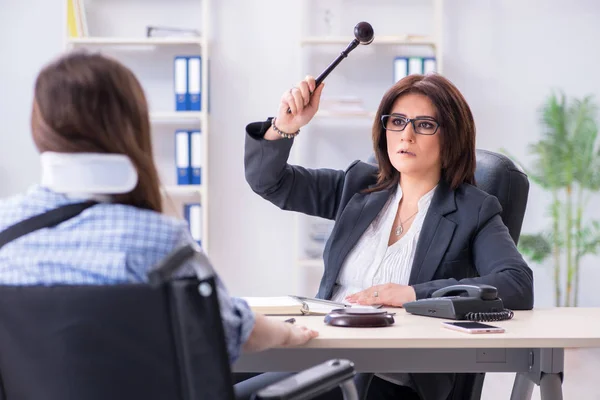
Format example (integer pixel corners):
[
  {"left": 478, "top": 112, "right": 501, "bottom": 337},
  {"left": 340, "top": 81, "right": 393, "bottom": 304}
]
[{"left": 286, "top": 39, "right": 360, "bottom": 114}]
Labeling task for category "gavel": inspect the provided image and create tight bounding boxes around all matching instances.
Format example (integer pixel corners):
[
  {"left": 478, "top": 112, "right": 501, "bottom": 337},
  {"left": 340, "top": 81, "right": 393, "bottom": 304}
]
[{"left": 287, "top": 21, "right": 374, "bottom": 114}]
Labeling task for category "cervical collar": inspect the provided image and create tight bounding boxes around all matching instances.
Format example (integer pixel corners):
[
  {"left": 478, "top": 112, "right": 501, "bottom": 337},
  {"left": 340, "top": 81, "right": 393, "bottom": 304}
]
[{"left": 40, "top": 152, "right": 138, "bottom": 198}]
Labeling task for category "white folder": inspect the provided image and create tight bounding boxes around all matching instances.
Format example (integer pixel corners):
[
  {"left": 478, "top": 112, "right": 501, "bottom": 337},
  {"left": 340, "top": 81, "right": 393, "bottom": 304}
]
[
  {"left": 408, "top": 57, "right": 423, "bottom": 75},
  {"left": 190, "top": 130, "right": 202, "bottom": 185},
  {"left": 188, "top": 204, "right": 202, "bottom": 245},
  {"left": 394, "top": 57, "right": 408, "bottom": 82}
]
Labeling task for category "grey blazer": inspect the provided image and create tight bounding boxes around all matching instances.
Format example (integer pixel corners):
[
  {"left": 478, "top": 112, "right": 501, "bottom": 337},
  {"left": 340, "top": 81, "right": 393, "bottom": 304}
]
[{"left": 244, "top": 119, "right": 534, "bottom": 399}]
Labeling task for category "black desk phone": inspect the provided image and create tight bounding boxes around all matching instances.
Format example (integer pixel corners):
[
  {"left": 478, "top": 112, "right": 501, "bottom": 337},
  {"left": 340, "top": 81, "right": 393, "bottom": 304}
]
[{"left": 403, "top": 284, "right": 514, "bottom": 321}]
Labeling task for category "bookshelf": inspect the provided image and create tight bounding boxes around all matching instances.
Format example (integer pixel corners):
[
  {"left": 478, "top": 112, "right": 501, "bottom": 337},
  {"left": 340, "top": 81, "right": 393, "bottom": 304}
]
[
  {"left": 64, "top": 0, "right": 211, "bottom": 253},
  {"left": 150, "top": 111, "right": 205, "bottom": 124},
  {"left": 300, "top": 35, "right": 437, "bottom": 46},
  {"left": 161, "top": 185, "right": 206, "bottom": 197},
  {"left": 293, "top": 0, "right": 445, "bottom": 296},
  {"left": 68, "top": 37, "right": 203, "bottom": 46}
]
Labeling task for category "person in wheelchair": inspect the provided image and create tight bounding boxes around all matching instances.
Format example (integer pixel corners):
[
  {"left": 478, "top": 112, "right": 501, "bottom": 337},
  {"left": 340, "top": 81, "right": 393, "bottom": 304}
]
[{"left": 0, "top": 50, "right": 317, "bottom": 365}]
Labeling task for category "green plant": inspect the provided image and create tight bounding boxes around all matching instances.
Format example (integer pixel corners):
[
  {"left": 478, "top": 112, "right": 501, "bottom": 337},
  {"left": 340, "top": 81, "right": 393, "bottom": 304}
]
[{"left": 503, "top": 91, "right": 600, "bottom": 307}]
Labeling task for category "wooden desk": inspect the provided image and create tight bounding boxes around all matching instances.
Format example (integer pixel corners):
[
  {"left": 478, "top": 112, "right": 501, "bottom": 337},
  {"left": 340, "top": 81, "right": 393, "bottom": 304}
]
[{"left": 233, "top": 308, "right": 600, "bottom": 400}]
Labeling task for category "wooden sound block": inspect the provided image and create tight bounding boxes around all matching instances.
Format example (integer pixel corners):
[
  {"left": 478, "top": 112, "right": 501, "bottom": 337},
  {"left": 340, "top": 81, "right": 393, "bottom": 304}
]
[{"left": 324, "top": 308, "right": 395, "bottom": 327}]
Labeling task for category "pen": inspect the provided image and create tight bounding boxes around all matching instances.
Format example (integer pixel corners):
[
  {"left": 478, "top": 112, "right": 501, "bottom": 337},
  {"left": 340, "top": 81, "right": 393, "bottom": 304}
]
[{"left": 284, "top": 318, "right": 296, "bottom": 324}]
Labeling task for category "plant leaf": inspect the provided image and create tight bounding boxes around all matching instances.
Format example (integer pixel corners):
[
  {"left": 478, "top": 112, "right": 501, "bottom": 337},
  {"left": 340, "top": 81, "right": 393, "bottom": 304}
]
[
  {"left": 570, "top": 96, "right": 599, "bottom": 187},
  {"left": 537, "top": 90, "right": 571, "bottom": 187},
  {"left": 518, "top": 233, "right": 552, "bottom": 263},
  {"left": 577, "top": 220, "right": 600, "bottom": 257}
]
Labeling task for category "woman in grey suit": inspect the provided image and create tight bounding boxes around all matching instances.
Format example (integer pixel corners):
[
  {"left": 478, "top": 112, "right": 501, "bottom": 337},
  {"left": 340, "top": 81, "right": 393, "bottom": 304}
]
[{"left": 242, "top": 73, "right": 534, "bottom": 400}]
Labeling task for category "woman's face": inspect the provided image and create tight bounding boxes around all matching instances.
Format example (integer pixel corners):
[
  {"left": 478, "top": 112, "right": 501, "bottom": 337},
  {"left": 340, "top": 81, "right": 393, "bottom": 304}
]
[{"left": 385, "top": 93, "right": 442, "bottom": 181}]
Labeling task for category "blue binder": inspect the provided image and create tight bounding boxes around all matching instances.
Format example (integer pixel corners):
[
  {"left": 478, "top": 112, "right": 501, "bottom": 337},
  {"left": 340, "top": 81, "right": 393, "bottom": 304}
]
[
  {"left": 207, "top": 59, "right": 211, "bottom": 113},
  {"left": 190, "top": 130, "right": 202, "bottom": 185},
  {"left": 175, "top": 130, "right": 191, "bottom": 185},
  {"left": 394, "top": 57, "right": 409, "bottom": 82},
  {"left": 188, "top": 56, "right": 201, "bottom": 111},
  {"left": 408, "top": 57, "right": 423, "bottom": 75},
  {"left": 184, "top": 203, "right": 202, "bottom": 247},
  {"left": 423, "top": 57, "right": 437, "bottom": 74},
  {"left": 174, "top": 56, "right": 188, "bottom": 111}
]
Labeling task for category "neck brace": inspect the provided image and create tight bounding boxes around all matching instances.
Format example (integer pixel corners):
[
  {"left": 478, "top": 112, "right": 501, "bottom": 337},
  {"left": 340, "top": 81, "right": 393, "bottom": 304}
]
[{"left": 40, "top": 152, "right": 138, "bottom": 200}]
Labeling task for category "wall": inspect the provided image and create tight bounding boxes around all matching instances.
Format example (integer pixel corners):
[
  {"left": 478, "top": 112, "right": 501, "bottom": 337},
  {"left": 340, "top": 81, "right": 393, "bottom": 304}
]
[
  {"left": 208, "top": 0, "right": 303, "bottom": 295},
  {"left": 444, "top": 0, "right": 600, "bottom": 307},
  {"left": 0, "top": 0, "right": 65, "bottom": 196}
]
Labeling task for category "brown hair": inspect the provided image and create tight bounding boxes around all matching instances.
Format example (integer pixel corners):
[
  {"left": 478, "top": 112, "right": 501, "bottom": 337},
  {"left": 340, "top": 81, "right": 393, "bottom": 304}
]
[
  {"left": 31, "top": 51, "right": 162, "bottom": 212},
  {"left": 368, "top": 73, "right": 476, "bottom": 192}
]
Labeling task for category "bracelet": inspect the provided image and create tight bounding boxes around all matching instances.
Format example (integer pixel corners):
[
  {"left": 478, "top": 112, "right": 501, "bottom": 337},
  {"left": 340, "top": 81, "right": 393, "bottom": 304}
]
[{"left": 271, "top": 118, "right": 300, "bottom": 139}]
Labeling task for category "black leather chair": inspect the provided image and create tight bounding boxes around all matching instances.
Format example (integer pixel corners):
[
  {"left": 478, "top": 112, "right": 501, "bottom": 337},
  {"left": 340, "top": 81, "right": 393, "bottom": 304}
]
[
  {"left": 367, "top": 149, "right": 530, "bottom": 400},
  {"left": 0, "top": 245, "right": 358, "bottom": 400},
  {"left": 449, "top": 149, "right": 529, "bottom": 400}
]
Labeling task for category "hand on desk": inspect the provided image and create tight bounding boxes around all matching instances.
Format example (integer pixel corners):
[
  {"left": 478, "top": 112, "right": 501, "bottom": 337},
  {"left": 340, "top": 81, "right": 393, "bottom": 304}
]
[
  {"left": 345, "top": 283, "right": 416, "bottom": 307},
  {"left": 283, "top": 323, "right": 319, "bottom": 347}
]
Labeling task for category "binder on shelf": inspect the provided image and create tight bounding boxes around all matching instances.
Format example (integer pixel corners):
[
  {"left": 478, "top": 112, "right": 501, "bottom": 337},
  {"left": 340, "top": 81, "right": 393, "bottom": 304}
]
[
  {"left": 206, "top": 59, "right": 211, "bottom": 113},
  {"left": 408, "top": 57, "right": 424, "bottom": 75},
  {"left": 175, "top": 130, "right": 191, "bottom": 185},
  {"left": 184, "top": 203, "right": 202, "bottom": 247},
  {"left": 423, "top": 57, "right": 437, "bottom": 74},
  {"left": 188, "top": 56, "right": 202, "bottom": 111},
  {"left": 67, "top": 0, "right": 79, "bottom": 37},
  {"left": 190, "top": 130, "right": 202, "bottom": 185},
  {"left": 174, "top": 56, "right": 188, "bottom": 111},
  {"left": 67, "top": 0, "right": 88, "bottom": 38},
  {"left": 393, "top": 57, "right": 409, "bottom": 83}
]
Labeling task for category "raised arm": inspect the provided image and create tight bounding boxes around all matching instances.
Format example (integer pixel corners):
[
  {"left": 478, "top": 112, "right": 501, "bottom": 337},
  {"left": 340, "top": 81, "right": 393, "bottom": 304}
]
[{"left": 244, "top": 76, "right": 347, "bottom": 220}]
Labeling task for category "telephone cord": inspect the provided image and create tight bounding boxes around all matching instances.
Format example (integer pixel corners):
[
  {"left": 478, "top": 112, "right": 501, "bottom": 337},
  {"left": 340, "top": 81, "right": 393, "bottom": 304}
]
[{"left": 464, "top": 309, "right": 514, "bottom": 322}]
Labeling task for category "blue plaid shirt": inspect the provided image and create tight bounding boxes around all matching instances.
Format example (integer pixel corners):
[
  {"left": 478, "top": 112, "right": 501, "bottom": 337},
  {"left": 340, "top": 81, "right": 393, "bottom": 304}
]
[{"left": 0, "top": 185, "right": 255, "bottom": 363}]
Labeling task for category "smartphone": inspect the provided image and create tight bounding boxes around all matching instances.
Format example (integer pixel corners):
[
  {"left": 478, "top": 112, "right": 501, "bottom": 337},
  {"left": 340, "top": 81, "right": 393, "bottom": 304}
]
[{"left": 442, "top": 321, "right": 505, "bottom": 334}]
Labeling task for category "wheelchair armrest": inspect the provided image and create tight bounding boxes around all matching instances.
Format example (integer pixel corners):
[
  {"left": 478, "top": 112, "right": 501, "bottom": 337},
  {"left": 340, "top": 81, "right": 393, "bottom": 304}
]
[{"left": 254, "top": 359, "right": 356, "bottom": 400}]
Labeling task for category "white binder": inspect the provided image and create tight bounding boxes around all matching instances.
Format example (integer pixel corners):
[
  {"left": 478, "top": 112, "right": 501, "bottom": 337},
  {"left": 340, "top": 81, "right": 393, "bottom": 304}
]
[
  {"left": 186, "top": 203, "right": 202, "bottom": 246},
  {"left": 174, "top": 57, "right": 188, "bottom": 111},
  {"left": 188, "top": 56, "right": 201, "bottom": 111},
  {"left": 190, "top": 130, "right": 202, "bottom": 185},
  {"left": 408, "top": 57, "right": 424, "bottom": 75},
  {"left": 394, "top": 57, "right": 409, "bottom": 82},
  {"left": 423, "top": 57, "right": 437, "bottom": 74},
  {"left": 175, "top": 130, "right": 190, "bottom": 185}
]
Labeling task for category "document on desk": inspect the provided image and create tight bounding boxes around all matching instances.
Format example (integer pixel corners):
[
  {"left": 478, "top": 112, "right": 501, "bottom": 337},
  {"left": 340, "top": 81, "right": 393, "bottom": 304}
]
[{"left": 241, "top": 295, "right": 381, "bottom": 316}]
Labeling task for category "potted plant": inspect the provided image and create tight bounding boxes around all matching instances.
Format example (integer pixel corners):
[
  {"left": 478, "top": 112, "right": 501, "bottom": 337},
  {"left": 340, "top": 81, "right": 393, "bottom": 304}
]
[{"left": 503, "top": 91, "right": 600, "bottom": 307}]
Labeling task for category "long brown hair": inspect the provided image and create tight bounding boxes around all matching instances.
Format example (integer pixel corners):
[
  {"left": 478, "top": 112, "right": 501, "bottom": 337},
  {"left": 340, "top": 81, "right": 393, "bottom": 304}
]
[
  {"left": 369, "top": 73, "right": 476, "bottom": 192},
  {"left": 31, "top": 51, "right": 162, "bottom": 212}
]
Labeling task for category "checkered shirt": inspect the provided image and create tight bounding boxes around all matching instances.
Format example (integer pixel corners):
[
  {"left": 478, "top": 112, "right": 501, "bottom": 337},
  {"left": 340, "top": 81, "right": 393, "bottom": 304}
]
[{"left": 0, "top": 184, "right": 254, "bottom": 362}]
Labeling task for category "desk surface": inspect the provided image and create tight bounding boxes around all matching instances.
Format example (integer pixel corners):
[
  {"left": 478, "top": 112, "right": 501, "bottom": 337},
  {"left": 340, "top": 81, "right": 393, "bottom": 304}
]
[{"left": 272, "top": 307, "right": 600, "bottom": 349}]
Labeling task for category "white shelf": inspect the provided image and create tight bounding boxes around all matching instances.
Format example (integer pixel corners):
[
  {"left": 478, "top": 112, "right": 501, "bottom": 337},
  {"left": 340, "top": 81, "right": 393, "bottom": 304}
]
[
  {"left": 161, "top": 185, "right": 205, "bottom": 197},
  {"left": 315, "top": 110, "right": 376, "bottom": 119},
  {"left": 64, "top": 0, "right": 211, "bottom": 254},
  {"left": 300, "top": 35, "right": 436, "bottom": 47},
  {"left": 298, "top": 259, "right": 325, "bottom": 268},
  {"left": 150, "top": 111, "right": 204, "bottom": 124},
  {"left": 68, "top": 37, "right": 203, "bottom": 47}
]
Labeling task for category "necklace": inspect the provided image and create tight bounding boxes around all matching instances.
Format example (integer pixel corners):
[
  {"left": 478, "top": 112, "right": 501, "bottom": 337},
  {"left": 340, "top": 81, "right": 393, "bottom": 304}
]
[{"left": 394, "top": 210, "right": 419, "bottom": 236}]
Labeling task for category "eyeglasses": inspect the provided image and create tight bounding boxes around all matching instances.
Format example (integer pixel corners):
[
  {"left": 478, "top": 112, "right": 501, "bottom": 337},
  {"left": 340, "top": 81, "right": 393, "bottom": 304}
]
[{"left": 381, "top": 114, "right": 440, "bottom": 135}]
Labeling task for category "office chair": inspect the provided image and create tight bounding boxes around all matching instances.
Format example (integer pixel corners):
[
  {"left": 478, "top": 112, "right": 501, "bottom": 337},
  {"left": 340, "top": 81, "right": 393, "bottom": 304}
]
[
  {"left": 448, "top": 149, "right": 529, "bottom": 400},
  {"left": 0, "top": 245, "right": 358, "bottom": 400},
  {"left": 366, "top": 149, "right": 530, "bottom": 400}
]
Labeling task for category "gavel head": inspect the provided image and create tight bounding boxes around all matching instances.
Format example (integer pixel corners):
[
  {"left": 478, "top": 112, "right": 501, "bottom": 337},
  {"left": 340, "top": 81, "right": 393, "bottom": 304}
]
[{"left": 354, "top": 21, "right": 374, "bottom": 45}]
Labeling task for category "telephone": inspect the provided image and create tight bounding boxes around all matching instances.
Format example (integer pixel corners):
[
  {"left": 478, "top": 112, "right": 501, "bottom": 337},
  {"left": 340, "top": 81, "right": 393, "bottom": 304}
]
[{"left": 402, "top": 284, "right": 514, "bottom": 322}]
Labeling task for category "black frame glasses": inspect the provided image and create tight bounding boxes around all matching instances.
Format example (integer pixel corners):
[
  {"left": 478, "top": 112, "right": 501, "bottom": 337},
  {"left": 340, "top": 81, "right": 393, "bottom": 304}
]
[{"left": 381, "top": 114, "right": 440, "bottom": 135}]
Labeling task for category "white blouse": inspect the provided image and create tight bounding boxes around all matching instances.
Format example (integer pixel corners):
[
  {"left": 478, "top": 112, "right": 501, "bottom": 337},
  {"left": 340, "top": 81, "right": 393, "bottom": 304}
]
[{"left": 331, "top": 184, "right": 437, "bottom": 303}]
